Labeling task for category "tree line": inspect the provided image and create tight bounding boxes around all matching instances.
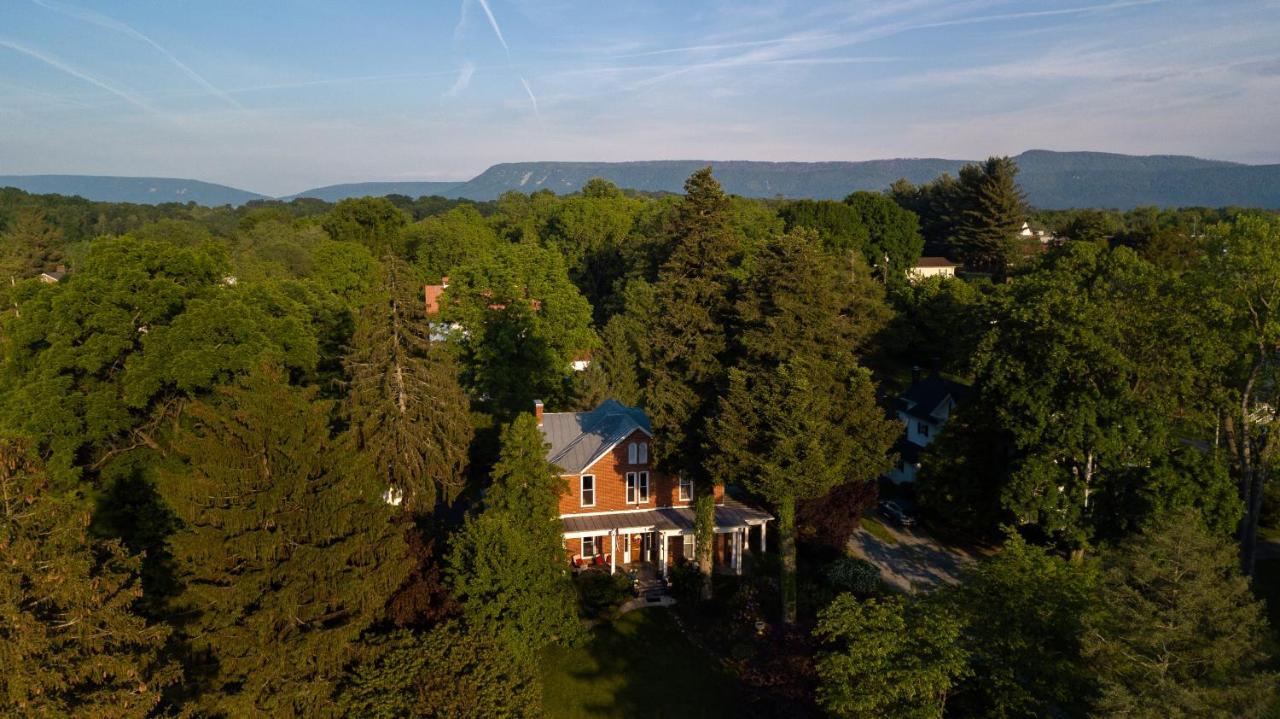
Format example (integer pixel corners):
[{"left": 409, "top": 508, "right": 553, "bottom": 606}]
[{"left": 0, "top": 159, "right": 1277, "bottom": 717}]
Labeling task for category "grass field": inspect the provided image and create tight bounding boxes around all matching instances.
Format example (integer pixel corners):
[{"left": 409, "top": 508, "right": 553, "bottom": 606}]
[
  {"left": 859, "top": 514, "right": 899, "bottom": 545},
  {"left": 541, "top": 608, "right": 745, "bottom": 719}
]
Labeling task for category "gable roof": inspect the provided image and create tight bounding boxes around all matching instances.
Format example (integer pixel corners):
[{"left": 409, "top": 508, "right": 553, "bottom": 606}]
[
  {"left": 913, "top": 256, "right": 958, "bottom": 269},
  {"left": 899, "top": 374, "right": 970, "bottom": 422},
  {"left": 540, "top": 399, "right": 652, "bottom": 474}
]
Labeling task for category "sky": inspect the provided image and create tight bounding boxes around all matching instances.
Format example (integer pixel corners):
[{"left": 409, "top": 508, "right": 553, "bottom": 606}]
[{"left": 0, "top": 0, "right": 1277, "bottom": 196}]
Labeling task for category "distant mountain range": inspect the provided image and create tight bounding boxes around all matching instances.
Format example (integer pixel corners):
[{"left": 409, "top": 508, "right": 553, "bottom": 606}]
[{"left": 4, "top": 150, "right": 1280, "bottom": 209}]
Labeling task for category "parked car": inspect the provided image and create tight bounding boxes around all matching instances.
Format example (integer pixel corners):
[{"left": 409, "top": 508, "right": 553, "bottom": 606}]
[{"left": 879, "top": 500, "right": 916, "bottom": 528}]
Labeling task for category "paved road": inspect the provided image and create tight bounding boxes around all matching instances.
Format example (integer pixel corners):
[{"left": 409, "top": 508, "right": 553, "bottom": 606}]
[{"left": 848, "top": 521, "right": 978, "bottom": 594}]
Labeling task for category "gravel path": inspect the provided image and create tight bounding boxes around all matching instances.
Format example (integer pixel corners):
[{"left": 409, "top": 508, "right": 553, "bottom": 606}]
[{"left": 848, "top": 522, "right": 978, "bottom": 593}]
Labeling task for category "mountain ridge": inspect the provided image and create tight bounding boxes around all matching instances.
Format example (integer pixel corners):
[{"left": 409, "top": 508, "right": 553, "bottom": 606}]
[{"left": 4, "top": 150, "right": 1279, "bottom": 209}]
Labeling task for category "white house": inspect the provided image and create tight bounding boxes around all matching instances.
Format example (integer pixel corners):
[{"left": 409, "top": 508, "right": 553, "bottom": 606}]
[
  {"left": 1019, "top": 222, "right": 1058, "bottom": 246},
  {"left": 907, "top": 257, "right": 959, "bottom": 282},
  {"left": 887, "top": 372, "right": 970, "bottom": 484}
]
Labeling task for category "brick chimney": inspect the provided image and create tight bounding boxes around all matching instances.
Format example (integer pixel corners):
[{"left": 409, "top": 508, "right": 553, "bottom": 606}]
[{"left": 534, "top": 399, "right": 544, "bottom": 426}]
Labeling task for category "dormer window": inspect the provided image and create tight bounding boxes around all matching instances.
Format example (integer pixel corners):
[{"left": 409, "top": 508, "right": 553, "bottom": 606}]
[{"left": 628, "top": 441, "right": 649, "bottom": 465}]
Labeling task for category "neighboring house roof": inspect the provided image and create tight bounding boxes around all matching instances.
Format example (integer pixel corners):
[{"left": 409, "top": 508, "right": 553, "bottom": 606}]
[
  {"left": 899, "top": 374, "right": 971, "bottom": 422},
  {"left": 913, "top": 256, "right": 958, "bottom": 269},
  {"left": 541, "top": 399, "right": 652, "bottom": 474},
  {"left": 38, "top": 270, "right": 65, "bottom": 283}
]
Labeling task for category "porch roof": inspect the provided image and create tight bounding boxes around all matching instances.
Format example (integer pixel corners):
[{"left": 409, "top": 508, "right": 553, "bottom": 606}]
[{"left": 561, "top": 496, "right": 772, "bottom": 536}]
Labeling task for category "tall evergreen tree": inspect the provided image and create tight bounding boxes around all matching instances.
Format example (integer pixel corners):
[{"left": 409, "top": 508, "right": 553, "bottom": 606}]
[
  {"left": 158, "top": 368, "right": 410, "bottom": 717},
  {"left": 1083, "top": 510, "right": 1278, "bottom": 716},
  {"left": 345, "top": 255, "right": 473, "bottom": 511},
  {"left": 0, "top": 207, "right": 63, "bottom": 281},
  {"left": 954, "top": 157, "right": 1028, "bottom": 275},
  {"left": 447, "top": 414, "right": 581, "bottom": 658},
  {"left": 644, "top": 168, "right": 739, "bottom": 597},
  {"left": 710, "top": 229, "right": 896, "bottom": 622},
  {"left": 0, "top": 437, "right": 177, "bottom": 717}
]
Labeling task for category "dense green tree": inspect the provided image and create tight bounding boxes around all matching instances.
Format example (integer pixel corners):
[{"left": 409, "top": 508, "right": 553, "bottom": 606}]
[
  {"left": 710, "top": 230, "right": 897, "bottom": 622},
  {"left": 777, "top": 199, "right": 869, "bottom": 256},
  {"left": 445, "top": 241, "right": 596, "bottom": 416},
  {"left": 1083, "top": 510, "right": 1277, "bottom": 716},
  {"left": 944, "top": 534, "right": 1097, "bottom": 718},
  {"left": 405, "top": 205, "right": 500, "bottom": 279},
  {"left": 338, "top": 623, "right": 542, "bottom": 719},
  {"left": 644, "top": 168, "right": 740, "bottom": 598},
  {"left": 1057, "top": 209, "right": 1120, "bottom": 245},
  {"left": 158, "top": 368, "right": 410, "bottom": 717},
  {"left": 880, "top": 274, "right": 991, "bottom": 374},
  {"left": 537, "top": 187, "right": 641, "bottom": 316},
  {"left": 888, "top": 174, "right": 965, "bottom": 251},
  {"left": 844, "top": 191, "right": 925, "bottom": 281},
  {"left": 322, "top": 197, "right": 408, "bottom": 257},
  {"left": 448, "top": 414, "right": 581, "bottom": 658},
  {"left": 953, "top": 157, "right": 1029, "bottom": 274},
  {"left": 0, "top": 207, "right": 64, "bottom": 281},
  {"left": 814, "top": 594, "right": 968, "bottom": 719},
  {"left": 345, "top": 256, "right": 473, "bottom": 511},
  {"left": 311, "top": 238, "right": 378, "bottom": 305},
  {"left": 0, "top": 438, "right": 178, "bottom": 717},
  {"left": 0, "top": 236, "right": 317, "bottom": 482},
  {"left": 1195, "top": 216, "right": 1280, "bottom": 574},
  {"left": 939, "top": 244, "right": 1215, "bottom": 551}
]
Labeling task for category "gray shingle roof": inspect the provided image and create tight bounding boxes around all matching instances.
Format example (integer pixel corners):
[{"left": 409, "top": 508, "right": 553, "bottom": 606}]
[
  {"left": 540, "top": 399, "right": 652, "bottom": 474},
  {"left": 899, "top": 375, "right": 970, "bottom": 422}
]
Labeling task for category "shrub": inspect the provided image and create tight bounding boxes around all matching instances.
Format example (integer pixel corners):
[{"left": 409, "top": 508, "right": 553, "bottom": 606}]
[
  {"left": 574, "top": 571, "right": 632, "bottom": 618},
  {"left": 824, "top": 557, "right": 881, "bottom": 596},
  {"left": 668, "top": 557, "right": 705, "bottom": 605}
]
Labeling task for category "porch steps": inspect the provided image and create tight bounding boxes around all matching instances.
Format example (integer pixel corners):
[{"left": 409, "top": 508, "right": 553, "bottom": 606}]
[{"left": 635, "top": 578, "right": 668, "bottom": 599}]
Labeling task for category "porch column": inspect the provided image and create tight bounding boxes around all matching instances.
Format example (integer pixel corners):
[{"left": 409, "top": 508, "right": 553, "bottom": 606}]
[
  {"left": 733, "top": 528, "right": 743, "bottom": 575},
  {"left": 610, "top": 530, "right": 617, "bottom": 575},
  {"left": 659, "top": 532, "right": 668, "bottom": 579},
  {"left": 760, "top": 522, "right": 767, "bottom": 554}
]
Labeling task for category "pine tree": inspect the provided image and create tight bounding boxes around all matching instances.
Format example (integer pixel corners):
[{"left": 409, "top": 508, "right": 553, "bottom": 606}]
[
  {"left": 0, "top": 208, "right": 63, "bottom": 281},
  {"left": 158, "top": 367, "right": 411, "bottom": 718},
  {"left": 710, "top": 229, "right": 897, "bottom": 623},
  {"left": 1083, "top": 510, "right": 1278, "bottom": 716},
  {"left": 345, "top": 255, "right": 473, "bottom": 512},
  {"left": 644, "top": 168, "right": 739, "bottom": 597},
  {"left": 447, "top": 414, "right": 582, "bottom": 659},
  {"left": 954, "top": 157, "right": 1028, "bottom": 275},
  {"left": 0, "top": 437, "right": 177, "bottom": 717}
]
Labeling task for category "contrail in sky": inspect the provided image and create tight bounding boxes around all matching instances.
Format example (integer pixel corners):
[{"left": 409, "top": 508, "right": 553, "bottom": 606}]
[
  {"left": 520, "top": 75, "right": 539, "bottom": 115},
  {"left": 446, "top": 61, "right": 476, "bottom": 96},
  {"left": 0, "top": 39, "right": 158, "bottom": 115},
  {"left": 474, "top": 0, "right": 509, "bottom": 53},
  {"left": 30, "top": 0, "right": 242, "bottom": 109}
]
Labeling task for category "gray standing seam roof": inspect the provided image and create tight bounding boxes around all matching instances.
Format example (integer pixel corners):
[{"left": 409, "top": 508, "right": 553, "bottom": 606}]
[
  {"left": 540, "top": 399, "right": 652, "bottom": 474},
  {"left": 560, "top": 496, "right": 773, "bottom": 535}
]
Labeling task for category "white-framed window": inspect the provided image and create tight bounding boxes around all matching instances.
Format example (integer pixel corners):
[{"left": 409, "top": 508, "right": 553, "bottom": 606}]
[
  {"left": 628, "top": 443, "right": 637, "bottom": 464},
  {"left": 679, "top": 477, "right": 693, "bottom": 502},
  {"left": 580, "top": 475, "right": 595, "bottom": 507},
  {"left": 638, "top": 442, "right": 648, "bottom": 464},
  {"left": 628, "top": 441, "right": 649, "bottom": 465},
  {"left": 626, "top": 472, "right": 637, "bottom": 504},
  {"left": 682, "top": 534, "right": 695, "bottom": 558},
  {"left": 638, "top": 471, "right": 649, "bottom": 502},
  {"left": 582, "top": 536, "right": 596, "bottom": 556}
]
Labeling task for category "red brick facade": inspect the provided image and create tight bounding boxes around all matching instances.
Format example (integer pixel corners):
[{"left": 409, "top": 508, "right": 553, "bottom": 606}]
[{"left": 557, "top": 429, "right": 724, "bottom": 515}]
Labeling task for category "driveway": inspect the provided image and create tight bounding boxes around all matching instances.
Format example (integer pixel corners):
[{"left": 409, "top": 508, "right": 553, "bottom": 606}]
[{"left": 848, "top": 521, "right": 978, "bottom": 594}]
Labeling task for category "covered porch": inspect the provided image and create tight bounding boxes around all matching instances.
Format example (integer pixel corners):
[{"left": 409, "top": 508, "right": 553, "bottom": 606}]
[{"left": 562, "top": 497, "right": 772, "bottom": 579}]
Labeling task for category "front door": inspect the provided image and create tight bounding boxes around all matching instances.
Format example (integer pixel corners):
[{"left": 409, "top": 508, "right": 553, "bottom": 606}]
[
  {"left": 643, "top": 532, "right": 653, "bottom": 562},
  {"left": 622, "top": 533, "right": 632, "bottom": 564}
]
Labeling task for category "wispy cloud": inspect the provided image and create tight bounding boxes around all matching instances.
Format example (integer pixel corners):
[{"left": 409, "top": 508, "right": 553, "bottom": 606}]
[
  {"left": 446, "top": 60, "right": 476, "bottom": 96},
  {"left": 30, "top": 0, "right": 242, "bottom": 109},
  {"left": 0, "top": 39, "right": 158, "bottom": 115}
]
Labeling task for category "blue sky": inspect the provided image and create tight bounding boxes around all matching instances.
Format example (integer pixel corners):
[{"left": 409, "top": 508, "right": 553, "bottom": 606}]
[{"left": 1, "top": 0, "right": 1277, "bottom": 195}]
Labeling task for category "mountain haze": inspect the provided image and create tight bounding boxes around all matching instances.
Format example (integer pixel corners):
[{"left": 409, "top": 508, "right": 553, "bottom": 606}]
[{"left": 4, "top": 151, "right": 1280, "bottom": 209}]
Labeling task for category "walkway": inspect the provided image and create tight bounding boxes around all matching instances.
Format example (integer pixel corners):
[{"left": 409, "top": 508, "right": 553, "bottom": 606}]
[{"left": 848, "top": 521, "right": 977, "bottom": 593}]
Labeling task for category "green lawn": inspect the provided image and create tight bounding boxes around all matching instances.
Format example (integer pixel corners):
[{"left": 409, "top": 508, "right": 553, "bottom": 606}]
[
  {"left": 859, "top": 514, "right": 899, "bottom": 545},
  {"left": 541, "top": 608, "right": 746, "bottom": 719}
]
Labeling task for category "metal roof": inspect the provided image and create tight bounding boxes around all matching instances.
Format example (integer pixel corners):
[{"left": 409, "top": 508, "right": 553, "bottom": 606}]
[
  {"left": 561, "top": 496, "right": 773, "bottom": 535},
  {"left": 540, "top": 399, "right": 652, "bottom": 474}
]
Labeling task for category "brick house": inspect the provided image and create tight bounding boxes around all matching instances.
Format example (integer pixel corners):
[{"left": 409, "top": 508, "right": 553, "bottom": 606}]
[{"left": 538, "top": 399, "right": 772, "bottom": 578}]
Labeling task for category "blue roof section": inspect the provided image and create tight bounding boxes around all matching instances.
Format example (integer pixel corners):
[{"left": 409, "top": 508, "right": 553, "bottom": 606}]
[{"left": 540, "top": 399, "right": 652, "bottom": 474}]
